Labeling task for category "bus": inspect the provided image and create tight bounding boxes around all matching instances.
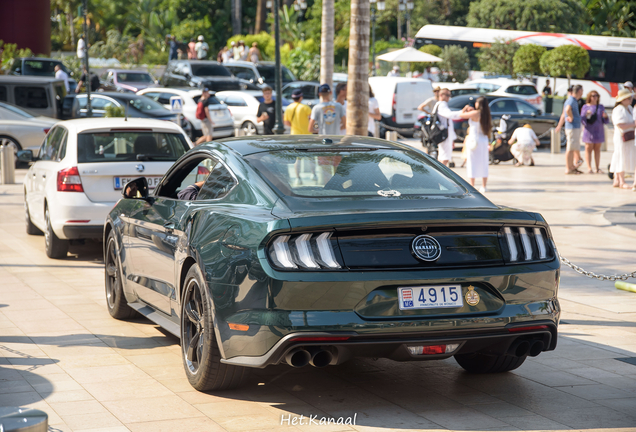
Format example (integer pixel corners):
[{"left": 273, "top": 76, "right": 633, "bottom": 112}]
[{"left": 414, "top": 25, "right": 636, "bottom": 106}]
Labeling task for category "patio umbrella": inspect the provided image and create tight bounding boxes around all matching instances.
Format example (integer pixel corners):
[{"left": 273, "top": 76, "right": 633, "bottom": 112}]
[{"left": 376, "top": 47, "right": 442, "bottom": 63}]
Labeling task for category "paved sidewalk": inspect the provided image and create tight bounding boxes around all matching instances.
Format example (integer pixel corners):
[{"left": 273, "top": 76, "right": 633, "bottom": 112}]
[{"left": 1, "top": 149, "right": 636, "bottom": 432}]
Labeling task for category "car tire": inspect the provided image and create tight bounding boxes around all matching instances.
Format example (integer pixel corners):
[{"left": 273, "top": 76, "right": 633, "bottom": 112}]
[
  {"left": 241, "top": 121, "right": 258, "bottom": 136},
  {"left": 0, "top": 135, "right": 21, "bottom": 168},
  {"left": 44, "top": 206, "right": 69, "bottom": 259},
  {"left": 181, "top": 266, "right": 247, "bottom": 391},
  {"left": 24, "top": 199, "right": 42, "bottom": 236},
  {"left": 105, "top": 230, "right": 136, "bottom": 319},
  {"left": 454, "top": 352, "right": 527, "bottom": 373}
]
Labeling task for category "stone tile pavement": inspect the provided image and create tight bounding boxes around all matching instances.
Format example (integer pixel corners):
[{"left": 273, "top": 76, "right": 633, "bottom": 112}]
[{"left": 1, "top": 148, "right": 636, "bottom": 431}]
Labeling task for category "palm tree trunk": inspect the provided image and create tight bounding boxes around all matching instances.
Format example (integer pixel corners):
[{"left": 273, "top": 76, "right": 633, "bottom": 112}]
[
  {"left": 346, "top": 0, "right": 370, "bottom": 136},
  {"left": 320, "top": 0, "right": 334, "bottom": 89},
  {"left": 232, "top": 0, "right": 242, "bottom": 35},
  {"left": 255, "top": 0, "right": 267, "bottom": 33}
]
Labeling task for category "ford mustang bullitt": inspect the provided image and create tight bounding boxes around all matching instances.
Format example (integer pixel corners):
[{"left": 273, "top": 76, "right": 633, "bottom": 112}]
[{"left": 103, "top": 135, "right": 560, "bottom": 391}]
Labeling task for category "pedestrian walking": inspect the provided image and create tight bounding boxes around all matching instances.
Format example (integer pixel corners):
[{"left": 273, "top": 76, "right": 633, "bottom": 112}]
[
  {"left": 387, "top": 66, "right": 400, "bottom": 77},
  {"left": 308, "top": 84, "right": 345, "bottom": 135},
  {"left": 75, "top": 67, "right": 100, "bottom": 93},
  {"left": 542, "top": 79, "right": 552, "bottom": 114},
  {"left": 458, "top": 96, "right": 492, "bottom": 193},
  {"left": 168, "top": 35, "right": 179, "bottom": 61},
  {"left": 431, "top": 88, "right": 460, "bottom": 167},
  {"left": 581, "top": 91, "right": 609, "bottom": 174},
  {"left": 248, "top": 43, "right": 261, "bottom": 63},
  {"left": 187, "top": 38, "right": 197, "bottom": 59},
  {"left": 284, "top": 89, "right": 312, "bottom": 135},
  {"left": 195, "top": 88, "right": 215, "bottom": 145},
  {"left": 509, "top": 124, "right": 539, "bottom": 167},
  {"left": 368, "top": 85, "right": 381, "bottom": 137},
  {"left": 77, "top": 36, "right": 85, "bottom": 59},
  {"left": 609, "top": 89, "right": 636, "bottom": 189},
  {"left": 418, "top": 87, "right": 440, "bottom": 115},
  {"left": 195, "top": 36, "right": 209, "bottom": 60},
  {"left": 556, "top": 84, "right": 584, "bottom": 174},
  {"left": 335, "top": 82, "right": 347, "bottom": 135},
  {"left": 256, "top": 86, "right": 276, "bottom": 135},
  {"left": 54, "top": 64, "right": 70, "bottom": 93},
  {"left": 238, "top": 41, "right": 248, "bottom": 61}
]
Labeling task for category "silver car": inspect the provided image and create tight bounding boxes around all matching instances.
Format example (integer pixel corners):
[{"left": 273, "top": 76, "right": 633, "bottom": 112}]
[{"left": 0, "top": 102, "right": 58, "bottom": 164}]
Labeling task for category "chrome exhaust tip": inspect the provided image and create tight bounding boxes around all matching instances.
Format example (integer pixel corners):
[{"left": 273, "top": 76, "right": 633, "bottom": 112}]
[{"left": 285, "top": 348, "right": 311, "bottom": 368}]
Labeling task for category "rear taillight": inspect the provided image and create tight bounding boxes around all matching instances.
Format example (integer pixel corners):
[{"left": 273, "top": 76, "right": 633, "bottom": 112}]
[
  {"left": 500, "top": 226, "right": 553, "bottom": 263},
  {"left": 268, "top": 232, "right": 341, "bottom": 270},
  {"left": 392, "top": 93, "right": 396, "bottom": 112},
  {"left": 57, "top": 167, "right": 84, "bottom": 192}
]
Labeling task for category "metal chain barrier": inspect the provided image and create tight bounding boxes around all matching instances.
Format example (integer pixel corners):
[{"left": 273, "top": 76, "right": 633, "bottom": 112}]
[{"left": 560, "top": 255, "right": 636, "bottom": 281}]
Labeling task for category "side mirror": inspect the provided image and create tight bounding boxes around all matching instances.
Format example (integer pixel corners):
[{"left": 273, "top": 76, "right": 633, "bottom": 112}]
[
  {"left": 17, "top": 150, "right": 35, "bottom": 163},
  {"left": 122, "top": 177, "right": 150, "bottom": 200},
  {"left": 537, "top": 109, "right": 543, "bottom": 115}
]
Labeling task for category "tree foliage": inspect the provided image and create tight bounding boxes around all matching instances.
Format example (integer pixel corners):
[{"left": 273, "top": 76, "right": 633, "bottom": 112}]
[
  {"left": 540, "top": 45, "right": 590, "bottom": 80},
  {"left": 513, "top": 44, "right": 546, "bottom": 77},
  {"left": 581, "top": 0, "right": 636, "bottom": 37},
  {"left": 467, "top": 0, "right": 589, "bottom": 34},
  {"left": 439, "top": 45, "right": 469, "bottom": 83},
  {"left": 477, "top": 38, "right": 520, "bottom": 77}
]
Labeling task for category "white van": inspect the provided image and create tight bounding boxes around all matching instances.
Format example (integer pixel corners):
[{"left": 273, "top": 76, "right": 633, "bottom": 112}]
[{"left": 368, "top": 77, "right": 434, "bottom": 136}]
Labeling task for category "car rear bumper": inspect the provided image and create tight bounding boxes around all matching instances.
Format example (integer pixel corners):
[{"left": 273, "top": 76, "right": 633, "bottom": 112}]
[
  {"left": 62, "top": 225, "right": 104, "bottom": 239},
  {"left": 49, "top": 193, "right": 115, "bottom": 240}
]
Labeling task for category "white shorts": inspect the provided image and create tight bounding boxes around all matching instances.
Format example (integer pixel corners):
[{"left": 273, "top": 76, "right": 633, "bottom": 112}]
[
  {"left": 565, "top": 128, "right": 581, "bottom": 152},
  {"left": 201, "top": 119, "right": 214, "bottom": 137}
]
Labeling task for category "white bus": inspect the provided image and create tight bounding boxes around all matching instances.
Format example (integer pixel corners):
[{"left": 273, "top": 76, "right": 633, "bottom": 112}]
[{"left": 414, "top": 25, "right": 636, "bottom": 106}]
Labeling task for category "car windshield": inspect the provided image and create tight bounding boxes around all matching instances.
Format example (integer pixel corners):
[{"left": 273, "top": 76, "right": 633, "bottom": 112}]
[
  {"left": 447, "top": 96, "right": 478, "bottom": 111},
  {"left": 118, "top": 72, "right": 154, "bottom": 83},
  {"left": 191, "top": 64, "right": 231, "bottom": 77},
  {"left": 127, "top": 97, "right": 168, "bottom": 112},
  {"left": 505, "top": 85, "right": 538, "bottom": 95},
  {"left": 245, "top": 149, "right": 464, "bottom": 198},
  {"left": 22, "top": 60, "right": 61, "bottom": 76},
  {"left": 0, "top": 102, "right": 36, "bottom": 118},
  {"left": 77, "top": 132, "right": 189, "bottom": 163},
  {"left": 256, "top": 65, "right": 295, "bottom": 82}
]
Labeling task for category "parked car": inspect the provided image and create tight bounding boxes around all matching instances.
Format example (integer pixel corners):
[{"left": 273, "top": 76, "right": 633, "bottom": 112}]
[
  {"left": 137, "top": 87, "right": 234, "bottom": 139},
  {"left": 9, "top": 57, "right": 77, "bottom": 93},
  {"left": 0, "top": 101, "right": 58, "bottom": 165},
  {"left": 466, "top": 78, "right": 543, "bottom": 110},
  {"left": 224, "top": 61, "right": 296, "bottom": 87},
  {"left": 215, "top": 90, "right": 265, "bottom": 135},
  {"left": 281, "top": 82, "right": 320, "bottom": 107},
  {"left": 161, "top": 60, "right": 261, "bottom": 92},
  {"left": 368, "top": 77, "right": 435, "bottom": 137},
  {"left": 103, "top": 135, "right": 560, "bottom": 391},
  {"left": 436, "top": 82, "right": 479, "bottom": 97},
  {"left": 19, "top": 118, "right": 193, "bottom": 258},
  {"left": 446, "top": 94, "right": 563, "bottom": 146},
  {"left": 0, "top": 76, "right": 67, "bottom": 119},
  {"left": 99, "top": 69, "right": 158, "bottom": 93}
]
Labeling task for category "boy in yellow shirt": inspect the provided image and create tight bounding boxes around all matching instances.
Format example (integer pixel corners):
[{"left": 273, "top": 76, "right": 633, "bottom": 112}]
[{"left": 283, "top": 89, "right": 312, "bottom": 135}]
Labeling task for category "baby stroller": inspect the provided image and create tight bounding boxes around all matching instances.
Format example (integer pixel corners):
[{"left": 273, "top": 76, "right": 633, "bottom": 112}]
[
  {"left": 489, "top": 115, "right": 518, "bottom": 165},
  {"left": 417, "top": 113, "right": 456, "bottom": 167}
]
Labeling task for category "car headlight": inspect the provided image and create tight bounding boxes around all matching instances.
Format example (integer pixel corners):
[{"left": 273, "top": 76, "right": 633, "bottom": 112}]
[
  {"left": 268, "top": 232, "right": 341, "bottom": 270},
  {"left": 500, "top": 226, "right": 554, "bottom": 263}
]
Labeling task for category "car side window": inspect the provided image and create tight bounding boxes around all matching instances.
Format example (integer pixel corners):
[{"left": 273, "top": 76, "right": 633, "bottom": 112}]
[
  {"left": 39, "top": 127, "right": 65, "bottom": 161},
  {"left": 0, "top": 86, "right": 6, "bottom": 101},
  {"left": 491, "top": 100, "right": 516, "bottom": 113},
  {"left": 142, "top": 92, "right": 161, "bottom": 102},
  {"left": 159, "top": 93, "right": 174, "bottom": 105},
  {"left": 14, "top": 86, "right": 49, "bottom": 109},
  {"left": 197, "top": 162, "right": 236, "bottom": 200},
  {"left": 91, "top": 97, "right": 117, "bottom": 110},
  {"left": 57, "top": 130, "right": 68, "bottom": 161},
  {"left": 302, "top": 85, "right": 317, "bottom": 99},
  {"left": 515, "top": 100, "right": 537, "bottom": 115},
  {"left": 224, "top": 95, "right": 247, "bottom": 107},
  {"left": 157, "top": 156, "right": 213, "bottom": 199}
]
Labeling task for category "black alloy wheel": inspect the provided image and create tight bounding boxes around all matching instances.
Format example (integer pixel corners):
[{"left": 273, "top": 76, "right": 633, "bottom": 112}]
[
  {"left": 181, "top": 266, "right": 247, "bottom": 391},
  {"left": 24, "top": 198, "right": 42, "bottom": 235},
  {"left": 105, "top": 231, "right": 135, "bottom": 319},
  {"left": 44, "top": 206, "right": 68, "bottom": 259}
]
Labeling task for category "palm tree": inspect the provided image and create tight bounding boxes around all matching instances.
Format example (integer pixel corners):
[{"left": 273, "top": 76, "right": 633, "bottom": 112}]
[
  {"left": 346, "top": 0, "right": 370, "bottom": 136},
  {"left": 232, "top": 0, "right": 242, "bottom": 35},
  {"left": 255, "top": 0, "right": 267, "bottom": 33},
  {"left": 320, "top": 0, "right": 334, "bottom": 89}
]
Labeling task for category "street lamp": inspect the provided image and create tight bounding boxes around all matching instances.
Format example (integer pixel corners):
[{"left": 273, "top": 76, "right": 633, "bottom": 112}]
[
  {"left": 370, "top": 0, "right": 385, "bottom": 77},
  {"left": 406, "top": 1, "right": 414, "bottom": 40}
]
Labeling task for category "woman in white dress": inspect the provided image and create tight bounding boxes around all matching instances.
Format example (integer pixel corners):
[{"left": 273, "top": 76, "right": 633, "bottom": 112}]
[
  {"left": 609, "top": 89, "right": 636, "bottom": 189},
  {"left": 458, "top": 96, "right": 492, "bottom": 193}
]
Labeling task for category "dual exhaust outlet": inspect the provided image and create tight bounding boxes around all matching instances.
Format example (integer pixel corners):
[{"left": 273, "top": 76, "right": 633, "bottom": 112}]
[
  {"left": 509, "top": 339, "right": 545, "bottom": 358},
  {"left": 285, "top": 347, "right": 334, "bottom": 368}
]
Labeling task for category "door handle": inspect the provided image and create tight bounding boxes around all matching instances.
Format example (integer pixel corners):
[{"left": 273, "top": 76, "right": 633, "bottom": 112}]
[
  {"left": 163, "top": 222, "right": 176, "bottom": 231},
  {"left": 42, "top": 174, "right": 46, "bottom": 178}
]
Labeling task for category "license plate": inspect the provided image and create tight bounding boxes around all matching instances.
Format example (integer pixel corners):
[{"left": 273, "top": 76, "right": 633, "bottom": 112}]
[
  {"left": 398, "top": 285, "right": 463, "bottom": 310},
  {"left": 212, "top": 110, "right": 225, "bottom": 118},
  {"left": 114, "top": 176, "right": 162, "bottom": 190}
]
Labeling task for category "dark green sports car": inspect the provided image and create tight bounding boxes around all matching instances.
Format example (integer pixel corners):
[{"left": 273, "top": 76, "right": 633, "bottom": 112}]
[{"left": 104, "top": 135, "right": 560, "bottom": 391}]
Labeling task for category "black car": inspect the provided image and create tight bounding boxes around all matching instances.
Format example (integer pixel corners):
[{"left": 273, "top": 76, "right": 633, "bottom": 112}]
[
  {"left": 447, "top": 95, "right": 562, "bottom": 145},
  {"left": 10, "top": 57, "right": 77, "bottom": 93},
  {"left": 161, "top": 60, "right": 261, "bottom": 92}
]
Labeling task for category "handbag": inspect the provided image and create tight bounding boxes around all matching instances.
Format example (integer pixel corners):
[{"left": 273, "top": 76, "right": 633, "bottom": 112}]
[
  {"left": 622, "top": 130, "right": 635, "bottom": 142},
  {"left": 587, "top": 106, "right": 598, "bottom": 124},
  {"left": 422, "top": 104, "right": 449, "bottom": 145}
]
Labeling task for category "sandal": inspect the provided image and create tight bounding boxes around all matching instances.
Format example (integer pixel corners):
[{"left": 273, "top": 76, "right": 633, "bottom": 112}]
[
  {"left": 596, "top": 169, "right": 603, "bottom": 174},
  {"left": 530, "top": 159, "right": 535, "bottom": 166},
  {"left": 566, "top": 170, "right": 583, "bottom": 175}
]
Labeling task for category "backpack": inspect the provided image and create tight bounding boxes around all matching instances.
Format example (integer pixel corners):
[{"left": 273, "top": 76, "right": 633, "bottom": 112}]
[
  {"left": 422, "top": 103, "right": 448, "bottom": 145},
  {"left": 196, "top": 100, "right": 206, "bottom": 120}
]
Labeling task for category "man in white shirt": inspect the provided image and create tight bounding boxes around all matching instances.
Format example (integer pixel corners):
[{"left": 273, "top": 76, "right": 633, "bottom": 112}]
[
  {"left": 54, "top": 65, "right": 70, "bottom": 93},
  {"left": 195, "top": 35, "right": 209, "bottom": 60},
  {"left": 77, "top": 37, "right": 85, "bottom": 59},
  {"left": 432, "top": 88, "right": 461, "bottom": 166},
  {"left": 509, "top": 124, "right": 539, "bottom": 166}
]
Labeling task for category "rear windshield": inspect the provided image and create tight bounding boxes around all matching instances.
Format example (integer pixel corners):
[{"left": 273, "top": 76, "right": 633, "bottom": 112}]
[
  {"left": 256, "top": 65, "right": 295, "bottom": 82},
  {"left": 128, "top": 97, "right": 168, "bottom": 113},
  {"left": 205, "top": 80, "right": 260, "bottom": 91},
  {"left": 77, "top": 132, "right": 189, "bottom": 163},
  {"left": 191, "top": 64, "right": 231, "bottom": 77},
  {"left": 245, "top": 149, "right": 464, "bottom": 198},
  {"left": 118, "top": 73, "right": 154, "bottom": 83},
  {"left": 504, "top": 85, "right": 538, "bottom": 95},
  {"left": 22, "top": 60, "right": 61, "bottom": 76}
]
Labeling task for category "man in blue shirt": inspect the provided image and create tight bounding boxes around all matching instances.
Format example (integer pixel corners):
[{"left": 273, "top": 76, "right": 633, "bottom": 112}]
[
  {"left": 168, "top": 35, "right": 179, "bottom": 61},
  {"left": 556, "top": 85, "right": 584, "bottom": 174}
]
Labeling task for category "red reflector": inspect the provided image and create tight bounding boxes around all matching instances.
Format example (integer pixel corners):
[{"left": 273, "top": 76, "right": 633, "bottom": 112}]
[
  {"left": 508, "top": 325, "right": 549, "bottom": 333},
  {"left": 43, "top": 128, "right": 50, "bottom": 134},
  {"left": 57, "top": 166, "right": 84, "bottom": 192},
  {"left": 228, "top": 323, "right": 249, "bottom": 331},
  {"left": 291, "top": 336, "right": 350, "bottom": 342},
  {"left": 421, "top": 345, "right": 446, "bottom": 355},
  {"left": 66, "top": 220, "right": 90, "bottom": 223}
]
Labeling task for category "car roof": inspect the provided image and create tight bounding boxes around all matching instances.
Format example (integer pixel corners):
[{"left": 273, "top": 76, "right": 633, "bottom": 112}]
[
  {"left": 53, "top": 118, "right": 184, "bottom": 134},
  {"left": 107, "top": 69, "right": 152, "bottom": 74},
  {"left": 469, "top": 78, "right": 537, "bottom": 86},
  {"left": 172, "top": 60, "right": 224, "bottom": 65},
  {"left": 205, "top": 135, "right": 405, "bottom": 156},
  {"left": 0, "top": 76, "right": 64, "bottom": 83},
  {"left": 17, "top": 57, "right": 61, "bottom": 62},
  {"left": 96, "top": 92, "right": 151, "bottom": 100}
]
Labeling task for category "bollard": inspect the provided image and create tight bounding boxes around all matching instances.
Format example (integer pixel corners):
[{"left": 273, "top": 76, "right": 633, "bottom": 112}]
[
  {"left": 616, "top": 281, "right": 636, "bottom": 293},
  {"left": 374, "top": 121, "right": 381, "bottom": 138},
  {"left": 550, "top": 128, "right": 561, "bottom": 154},
  {"left": 0, "top": 145, "right": 15, "bottom": 185},
  {"left": 234, "top": 127, "right": 243, "bottom": 137},
  {"left": 385, "top": 131, "right": 398, "bottom": 141},
  {"left": 0, "top": 407, "right": 48, "bottom": 432}
]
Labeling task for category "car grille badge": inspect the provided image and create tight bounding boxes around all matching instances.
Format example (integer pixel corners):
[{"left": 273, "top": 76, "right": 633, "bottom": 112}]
[
  {"left": 136, "top": 164, "right": 145, "bottom": 172},
  {"left": 411, "top": 235, "right": 441, "bottom": 262}
]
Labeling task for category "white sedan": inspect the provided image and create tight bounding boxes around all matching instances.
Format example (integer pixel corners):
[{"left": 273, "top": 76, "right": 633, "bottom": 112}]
[
  {"left": 0, "top": 102, "right": 58, "bottom": 164},
  {"left": 466, "top": 78, "right": 543, "bottom": 110},
  {"left": 215, "top": 90, "right": 265, "bottom": 136},
  {"left": 137, "top": 88, "right": 234, "bottom": 139},
  {"left": 19, "top": 118, "right": 193, "bottom": 258}
]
